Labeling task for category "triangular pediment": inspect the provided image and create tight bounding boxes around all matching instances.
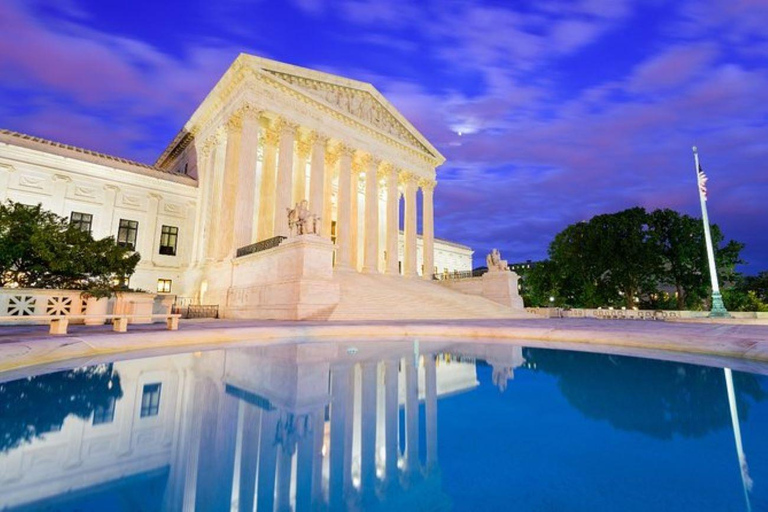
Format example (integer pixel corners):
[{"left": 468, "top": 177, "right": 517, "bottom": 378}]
[{"left": 259, "top": 67, "right": 440, "bottom": 160}]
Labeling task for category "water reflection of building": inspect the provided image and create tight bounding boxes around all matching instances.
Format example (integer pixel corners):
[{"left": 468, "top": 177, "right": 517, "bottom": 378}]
[{"left": 0, "top": 341, "right": 516, "bottom": 511}]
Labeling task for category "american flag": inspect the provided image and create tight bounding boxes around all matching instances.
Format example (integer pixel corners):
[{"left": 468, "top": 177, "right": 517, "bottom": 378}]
[{"left": 697, "top": 164, "right": 708, "bottom": 200}]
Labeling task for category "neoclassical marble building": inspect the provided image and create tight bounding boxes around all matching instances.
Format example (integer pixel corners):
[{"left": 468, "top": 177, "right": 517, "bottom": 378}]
[{"left": 0, "top": 54, "right": 527, "bottom": 320}]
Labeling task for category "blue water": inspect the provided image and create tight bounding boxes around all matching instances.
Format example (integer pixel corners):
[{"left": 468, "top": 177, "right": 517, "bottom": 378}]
[{"left": 0, "top": 341, "right": 766, "bottom": 512}]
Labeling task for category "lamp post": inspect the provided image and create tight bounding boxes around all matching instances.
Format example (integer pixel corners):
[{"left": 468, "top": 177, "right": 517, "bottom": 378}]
[{"left": 692, "top": 146, "right": 730, "bottom": 318}]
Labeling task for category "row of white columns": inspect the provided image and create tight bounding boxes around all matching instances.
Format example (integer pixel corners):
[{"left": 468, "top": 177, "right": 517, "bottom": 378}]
[{"left": 199, "top": 104, "right": 437, "bottom": 278}]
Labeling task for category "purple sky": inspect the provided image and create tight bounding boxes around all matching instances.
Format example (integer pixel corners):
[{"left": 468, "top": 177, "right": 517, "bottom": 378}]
[{"left": 1, "top": 0, "right": 767, "bottom": 271}]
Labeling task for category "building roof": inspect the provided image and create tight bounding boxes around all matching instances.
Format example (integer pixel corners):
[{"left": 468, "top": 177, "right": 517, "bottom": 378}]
[
  {"left": 155, "top": 53, "right": 446, "bottom": 170},
  {"left": 0, "top": 129, "right": 197, "bottom": 186}
]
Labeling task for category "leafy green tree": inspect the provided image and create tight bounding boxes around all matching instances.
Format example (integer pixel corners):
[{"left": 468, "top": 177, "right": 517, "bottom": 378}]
[
  {"left": 0, "top": 365, "right": 123, "bottom": 453},
  {"left": 520, "top": 260, "right": 560, "bottom": 307},
  {"left": 0, "top": 201, "right": 140, "bottom": 295},
  {"left": 647, "top": 209, "right": 743, "bottom": 310}
]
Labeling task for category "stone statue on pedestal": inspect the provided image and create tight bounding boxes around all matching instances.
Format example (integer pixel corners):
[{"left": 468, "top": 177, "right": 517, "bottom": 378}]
[
  {"left": 287, "top": 200, "right": 320, "bottom": 237},
  {"left": 486, "top": 248, "right": 509, "bottom": 272}
]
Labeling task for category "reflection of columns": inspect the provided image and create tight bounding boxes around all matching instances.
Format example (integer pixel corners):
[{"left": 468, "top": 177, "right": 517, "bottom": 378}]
[
  {"left": 238, "top": 403, "right": 262, "bottom": 512},
  {"left": 385, "top": 165, "right": 400, "bottom": 275},
  {"left": 275, "top": 121, "right": 297, "bottom": 238},
  {"left": 424, "top": 354, "right": 438, "bottom": 472},
  {"left": 256, "top": 409, "right": 280, "bottom": 512},
  {"left": 116, "top": 376, "right": 138, "bottom": 456},
  {"left": 421, "top": 180, "right": 436, "bottom": 280},
  {"left": 335, "top": 146, "right": 354, "bottom": 270},
  {"left": 217, "top": 115, "right": 242, "bottom": 258},
  {"left": 257, "top": 124, "right": 279, "bottom": 241},
  {"left": 329, "top": 365, "right": 353, "bottom": 510},
  {"left": 293, "top": 134, "right": 311, "bottom": 206},
  {"left": 360, "top": 362, "right": 378, "bottom": 498},
  {"left": 196, "top": 384, "right": 240, "bottom": 512},
  {"left": 308, "top": 133, "right": 327, "bottom": 222},
  {"left": 234, "top": 105, "right": 262, "bottom": 250},
  {"left": 275, "top": 428, "right": 294, "bottom": 512},
  {"left": 403, "top": 173, "right": 419, "bottom": 277},
  {"left": 383, "top": 359, "right": 400, "bottom": 484},
  {"left": 351, "top": 160, "right": 362, "bottom": 271},
  {"left": 363, "top": 156, "right": 381, "bottom": 273},
  {"left": 296, "top": 412, "right": 317, "bottom": 512},
  {"left": 323, "top": 148, "right": 338, "bottom": 238},
  {"left": 311, "top": 409, "right": 325, "bottom": 506},
  {"left": 404, "top": 355, "right": 420, "bottom": 475}
]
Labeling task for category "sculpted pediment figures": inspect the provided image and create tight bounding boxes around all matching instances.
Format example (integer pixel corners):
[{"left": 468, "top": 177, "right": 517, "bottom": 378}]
[{"left": 262, "top": 69, "right": 435, "bottom": 157}]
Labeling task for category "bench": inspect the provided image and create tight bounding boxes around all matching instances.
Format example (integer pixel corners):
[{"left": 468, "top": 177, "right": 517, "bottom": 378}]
[{"left": 0, "top": 313, "right": 181, "bottom": 335}]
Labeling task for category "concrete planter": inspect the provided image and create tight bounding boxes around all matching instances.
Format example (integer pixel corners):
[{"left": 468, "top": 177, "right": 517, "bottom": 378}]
[
  {"left": 114, "top": 292, "right": 156, "bottom": 324},
  {"left": 83, "top": 297, "right": 109, "bottom": 325}
]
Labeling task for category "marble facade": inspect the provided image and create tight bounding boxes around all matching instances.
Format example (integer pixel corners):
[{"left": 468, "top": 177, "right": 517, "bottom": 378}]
[{"left": 0, "top": 54, "right": 486, "bottom": 319}]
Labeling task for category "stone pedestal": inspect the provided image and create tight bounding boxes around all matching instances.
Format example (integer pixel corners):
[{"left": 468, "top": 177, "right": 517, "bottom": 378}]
[
  {"left": 481, "top": 271, "right": 524, "bottom": 309},
  {"left": 225, "top": 235, "right": 340, "bottom": 320}
]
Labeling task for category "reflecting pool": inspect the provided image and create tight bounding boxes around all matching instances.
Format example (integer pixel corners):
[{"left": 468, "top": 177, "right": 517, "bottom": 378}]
[{"left": 0, "top": 340, "right": 767, "bottom": 511}]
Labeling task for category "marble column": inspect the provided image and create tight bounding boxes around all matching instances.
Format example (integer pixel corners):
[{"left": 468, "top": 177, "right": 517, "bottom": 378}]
[
  {"left": 102, "top": 184, "right": 119, "bottom": 239},
  {"left": 335, "top": 145, "right": 355, "bottom": 270},
  {"left": 329, "top": 365, "right": 353, "bottom": 510},
  {"left": 308, "top": 133, "right": 327, "bottom": 220},
  {"left": 384, "top": 165, "right": 400, "bottom": 275},
  {"left": 404, "top": 355, "right": 420, "bottom": 476},
  {"left": 402, "top": 173, "right": 419, "bottom": 277},
  {"left": 146, "top": 192, "right": 163, "bottom": 264},
  {"left": 194, "top": 142, "right": 214, "bottom": 264},
  {"left": 424, "top": 354, "right": 438, "bottom": 473},
  {"left": 421, "top": 180, "right": 436, "bottom": 280},
  {"left": 257, "top": 124, "right": 279, "bottom": 241},
  {"left": 204, "top": 130, "right": 225, "bottom": 260},
  {"left": 383, "top": 359, "right": 400, "bottom": 485},
  {"left": 0, "top": 164, "right": 13, "bottom": 202},
  {"left": 363, "top": 156, "right": 381, "bottom": 273},
  {"left": 217, "top": 115, "right": 242, "bottom": 259},
  {"left": 293, "top": 134, "right": 311, "bottom": 206},
  {"left": 51, "top": 174, "right": 71, "bottom": 215},
  {"left": 233, "top": 105, "right": 262, "bottom": 250},
  {"left": 275, "top": 121, "right": 297, "bottom": 238},
  {"left": 360, "top": 362, "right": 378, "bottom": 499},
  {"left": 323, "top": 150, "right": 337, "bottom": 238},
  {"left": 351, "top": 160, "right": 362, "bottom": 271}
]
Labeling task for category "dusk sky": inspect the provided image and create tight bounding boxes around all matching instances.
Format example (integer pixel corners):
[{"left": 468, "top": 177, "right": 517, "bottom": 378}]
[{"left": 1, "top": 0, "right": 766, "bottom": 271}]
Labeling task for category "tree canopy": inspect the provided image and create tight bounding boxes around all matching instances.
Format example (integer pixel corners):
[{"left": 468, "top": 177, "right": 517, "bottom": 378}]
[
  {"left": 521, "top": 207, "right": 747, "bottom": 310},
  {"left": 0, "top": 201, "right": 140, "bottom": 296}
]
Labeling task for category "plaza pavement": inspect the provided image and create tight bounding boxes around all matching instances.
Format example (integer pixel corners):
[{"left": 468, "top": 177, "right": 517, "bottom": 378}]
[{"left": 1, "top": 317, "right": 768, "bottom": 376}]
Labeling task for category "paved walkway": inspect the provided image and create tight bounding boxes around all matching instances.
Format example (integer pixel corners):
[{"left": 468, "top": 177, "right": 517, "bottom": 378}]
[{"left": 2, "top": 317, "right": 768, "bottom": 375}]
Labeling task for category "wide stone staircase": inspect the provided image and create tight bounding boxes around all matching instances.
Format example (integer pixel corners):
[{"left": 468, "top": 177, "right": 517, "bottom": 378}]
[{"left": 324, "top": 271, "right": 531, "bottom": 321}]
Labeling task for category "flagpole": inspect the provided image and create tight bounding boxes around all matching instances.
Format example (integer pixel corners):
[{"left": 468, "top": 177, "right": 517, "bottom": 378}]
[{"left": 692, "top": 146, "right": 729, "bottom": 317}]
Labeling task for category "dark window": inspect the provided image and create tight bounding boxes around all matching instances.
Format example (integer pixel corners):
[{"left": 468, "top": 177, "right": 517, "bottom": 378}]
[
  {"left": 93, "top": 397, "right": 116, "bottom": 425},
  {"left": 159, "top": 225, "right": 178, "bottom": 255},
  {"left": 157, "top": 279, "right": 172, "bottom": 294},
  {"left": 117, "top": 219, "right": 138, "bottom": 250},
  {"left": 70, "top": 212, "right": 93, "bottom": 234},
  {"left": 140, "top": 383, "right": 162, "bottom": 418}
]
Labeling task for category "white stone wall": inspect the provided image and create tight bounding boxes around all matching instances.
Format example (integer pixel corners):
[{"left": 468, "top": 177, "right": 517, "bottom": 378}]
[
  {"left": 397, "top": 233, "right": 473, "bottom": 276},
  {"left": 0, "top": 140, "right": 199, "bottom": 296}
]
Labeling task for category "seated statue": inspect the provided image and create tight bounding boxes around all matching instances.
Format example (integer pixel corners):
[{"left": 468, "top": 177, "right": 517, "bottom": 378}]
[
  {"left": 485, "top": 248, "right": 509, "bottom": 272},
  {"left": 287, "top": 200, "right": 321, "bottom": 237}
]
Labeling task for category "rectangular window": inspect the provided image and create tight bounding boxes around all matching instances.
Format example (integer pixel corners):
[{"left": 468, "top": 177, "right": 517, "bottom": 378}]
[
  {"left": 93, "top": 397, "right": 116, "bottom": 425},
  {"left": 159, "top": 225, "right": 178, "bottom": 255},
  {"left": 117, "top": 219, "right": 138, "bottom": 250},
  {"left": 140, "top": 383, "right": 162, "bottom": 418},
  {"left": 70, "top": 212, "right": 93, "bottom": 234},
  {"left": 157, "top": 279, "right": 172, "bottom": 294}
]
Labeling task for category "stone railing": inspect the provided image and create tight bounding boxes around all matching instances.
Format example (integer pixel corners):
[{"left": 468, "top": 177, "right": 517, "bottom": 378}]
[
  {"left": 0, "top": 288, "right": 173, "bottom": 326},
  {"left": 525, "top": 307, "right": 768, "bottom": 321}
]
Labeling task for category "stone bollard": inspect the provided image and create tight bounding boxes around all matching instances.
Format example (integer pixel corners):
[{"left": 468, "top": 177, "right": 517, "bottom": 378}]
[
  {"left": 112, "top": 317, "right": 128, "bottom": 333},
  {"left": 49, "top": 317, "right": 69, "bottom": 335}
]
